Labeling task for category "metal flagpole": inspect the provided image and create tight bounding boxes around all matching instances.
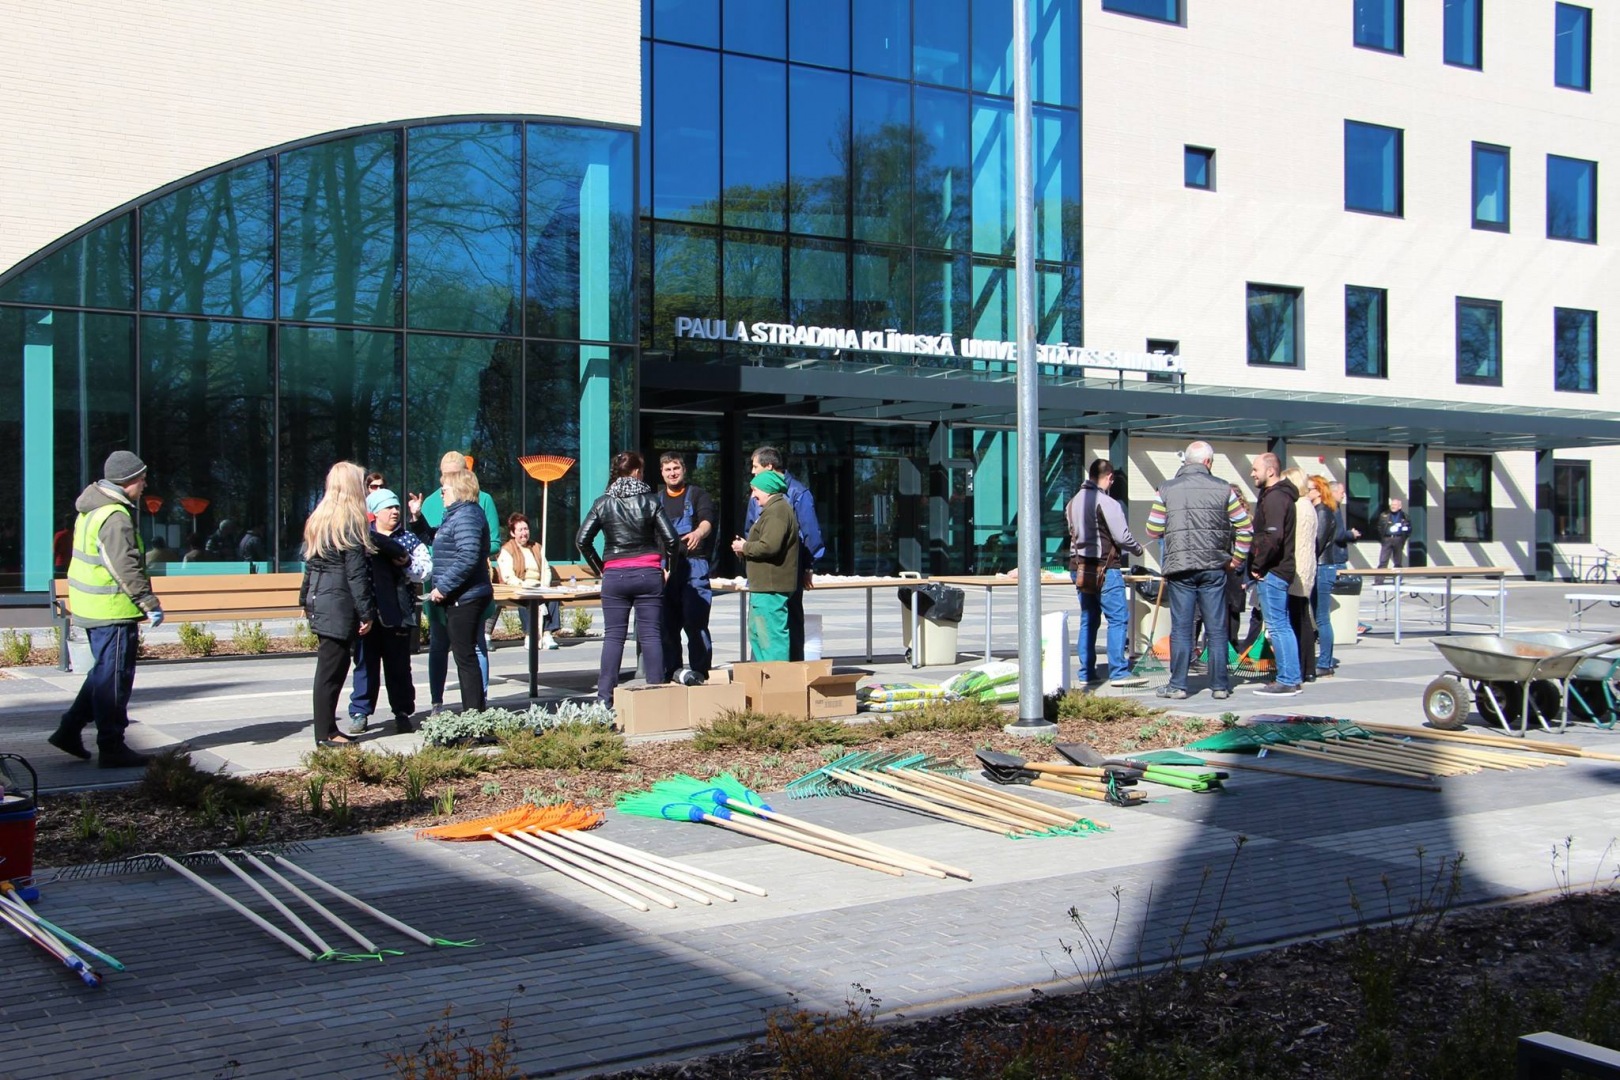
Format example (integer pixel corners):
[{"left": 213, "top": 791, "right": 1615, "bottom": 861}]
[{"left": 1008, "top": 0, "right": 1054, "bottom": 734}]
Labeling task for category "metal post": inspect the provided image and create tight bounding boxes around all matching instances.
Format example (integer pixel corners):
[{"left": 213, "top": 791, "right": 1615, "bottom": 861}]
[{"left": 1008, "top": 0, "right": 1054, "bottom": 734}]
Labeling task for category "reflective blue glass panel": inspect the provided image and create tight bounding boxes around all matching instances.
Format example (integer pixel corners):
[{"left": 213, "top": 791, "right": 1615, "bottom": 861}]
[
  {"left": 724, "top": 0, "right": 784, "bottom": 56},
  {"left": 789, "top": 0, "right": 848, "bottom": 68},
  {"left": 913, "top": 251, "right": 970, "bottom": 338},
  {"left": 1035, "top": 107, "right": 1080, "bottom": 262},
  {"left": 140, "top": 317, "right": 273, "bottom": 561},
  {"left": 407, "top": 333, "right": 521, "bottom": 519},
  {"left": 652, "top": 0, "right": 718, "bottom": 47},
  {"left": 1247, "top": 284, "right": 1301, "bottom": 366},
  {"left": 789, "top": 238, "right": 849, "bottom": 326},
  {"left": 853, "top": 244, "right": 912, "bottom": 330},
  {"left": 1471, "top": 143, "right": 1508, "bottom": 230},
  {"left": 1444, "top": 0, "right": 1481, "bottom": 68},
  {"left": 723, "top": 56, "right": 787, "bottom": 230},
  {"left": 916, "top": 0, "right": 969, "bottom": 87},
  {"left": 405, "top": 122, "right": 521, "bottom": 334},
  {"left": 1547, "top": 154, "right": 1596, "bottom": 242},
  {"left": 1031, "top": 0, "right": 1080, "bottom": 106},
  {"left": 526, "top": 343, "right": 636, "bottom": 534},
  {"left": 723, "top": 231, "right": 785, "bottom": 326},
  {"left": 0, "top": 214, "right": 133, "bottom": 309},
  {"left": 1345, "top": 285, "right": 1387, "bottom": 378},
  {"left": 1354, "top": 0, "right": 1402, "bottom": 53},
  {"left": 852, "top": 76, "right": 911, "bottom": 244},
  {"left": 1555, "top": 4, "right": 1591, "bottom": 90},
  {"left": 790, "top": 67, "right": 850, "bottom": 237},
  {"left": 971, "top": 259, "right": 1012, "bottom": 341},
  {"left": 650, "top": 223, "right": 719, "bottom": 350},
  {"left": 1455, "top": 298, "right": 1501, "bottom": 384},
  {"left": 971, "top": 0, "right": 1013, "bottom": 95},
  {"left": 279, "top": 131, "right": 400, "bottom": 327},
  {"left": 1555, "top": 307, "right": 1597, "bottom": 392},
  {"left": 1185, "top": 146, "right": 1213, "bottom": 189},
  {"left": 853, "top": 0, "right": 909, "bottom": 78},
  {"left": 1100, "top": 0, "right": 1178, "bottom": 24},
  {"left": 276, "top": 326, "right": 402, "bottom": 555},
  {"left": 141, "top": 162, "right": 274, "bottom": 318},
  {"left": 1037, "top": 262, "right": 1081, "bottom": 344},
  {"left": 527, "top": 125, "right": 635, "bottom": 344},
  {"left": 972, "top": 97, "right": 1013, "bottom": 257},
  {"left": 914, "top": 87, "right": 972, "bottom": 253},
  {"left": 1344, "top": 120, "right": 1403, "bottom": 215},
  {"left": 652, "top": 45, "right": 720, "bottom": 223},
  {"left": 641, "top": 39, "right": 653, "bottom": 213}
]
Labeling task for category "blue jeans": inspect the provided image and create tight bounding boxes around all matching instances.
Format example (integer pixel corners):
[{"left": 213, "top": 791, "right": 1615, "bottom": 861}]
[
  {"left": 1076, "top": 568, "right": 1132, "bottom": 681},
  {"left": 662, "top": 556, "right": 713, "bottom": 679},
  {"left": 1167, "top": 569, "right": 1231, "bottom": 692},
  {"left": 429, "top": 615, "right": 488, "bottom": 707},
  {"left": 1256, "top": 572, "right": 1302, "bottom": 686},
  {"left": 62, "top": 622, "right": 139, "bottom": 750},
  {"left": 1315, "top": 564, "right": 1340, "bottom": 671},
  {"left": 349, "top": 626, "right": 416, "bottom": 719}
]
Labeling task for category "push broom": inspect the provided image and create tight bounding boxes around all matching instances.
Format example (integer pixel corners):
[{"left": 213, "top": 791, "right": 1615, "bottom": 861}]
[
  {"left": 0, "top": 882, "right": 125, "bottom": 972},
  {"left": 0, "top": 899, "right": 101, "bottom": 986}
]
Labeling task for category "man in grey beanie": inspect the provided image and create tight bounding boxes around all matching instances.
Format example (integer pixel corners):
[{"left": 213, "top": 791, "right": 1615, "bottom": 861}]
[{"left": 51, "top": 450, "right": 164, "bottom": 769}]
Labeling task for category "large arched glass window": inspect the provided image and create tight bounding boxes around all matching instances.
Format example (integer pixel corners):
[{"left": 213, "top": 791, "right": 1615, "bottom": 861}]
[{"left": 0, "top": 117, "right": 636, "bottom": 591}]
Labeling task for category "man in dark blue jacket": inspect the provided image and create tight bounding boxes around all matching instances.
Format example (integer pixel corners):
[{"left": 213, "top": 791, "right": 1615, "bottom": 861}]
[{"left": 744, "top": 446, "right": 825, "bottom": 661}]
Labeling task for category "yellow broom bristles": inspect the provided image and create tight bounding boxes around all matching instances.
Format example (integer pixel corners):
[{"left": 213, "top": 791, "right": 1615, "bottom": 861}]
[
  {"left": 416, "top": 802, "right": 603, "bottom": 840},
  {"left": 518, "top": 455, "right": 576, "bottom": 483}
]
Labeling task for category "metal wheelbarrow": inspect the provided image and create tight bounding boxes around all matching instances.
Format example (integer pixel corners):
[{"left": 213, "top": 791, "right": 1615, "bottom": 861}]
[{"left": 1421, "top": 632, "right": 1620, "bottom": 735}]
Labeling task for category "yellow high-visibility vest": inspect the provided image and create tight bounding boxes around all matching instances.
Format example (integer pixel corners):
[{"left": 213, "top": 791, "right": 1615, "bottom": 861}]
[{"left": 66, "top": 502, "right": 145, "bottom": 622}]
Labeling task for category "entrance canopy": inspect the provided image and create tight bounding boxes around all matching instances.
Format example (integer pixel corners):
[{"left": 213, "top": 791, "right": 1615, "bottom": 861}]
[{"left": 643, "top": 353, "right": 1620, "bottom": 451}]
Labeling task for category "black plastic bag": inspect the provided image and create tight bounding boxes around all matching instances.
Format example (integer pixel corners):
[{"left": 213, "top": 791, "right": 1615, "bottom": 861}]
[{"left": 897, "top": 583, "right": 965, "bottom": 623}]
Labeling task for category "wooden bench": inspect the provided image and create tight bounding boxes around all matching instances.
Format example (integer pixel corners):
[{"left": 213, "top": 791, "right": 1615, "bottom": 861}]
[
  {"left": 52, "top": 572, "right": 305, "bottom": 669},
  {"left": 1565, "top": 592, "right": 1620, "bottom": 631}
]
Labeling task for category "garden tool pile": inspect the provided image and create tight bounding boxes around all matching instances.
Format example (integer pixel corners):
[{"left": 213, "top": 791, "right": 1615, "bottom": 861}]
[
  {"left": 421, "top": 800, "right": 773, "bottom": 910},
  {"left": 787, "top": 751, "right": 1109, "bottom": 838}
]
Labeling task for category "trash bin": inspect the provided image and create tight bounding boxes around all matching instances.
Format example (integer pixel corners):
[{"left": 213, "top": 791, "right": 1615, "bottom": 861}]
[
  {"left": 1041, "top": 610, "right": 1070, "bottom": 695},
  {"left": 898, "top": 583, "right": 964, "bottom": 666},
  {"left": 0, "top": 754, "right": 39, "bottom": 901},
  {"left": 1330, "top": 574, "right": 1363, "bottom": 648}
]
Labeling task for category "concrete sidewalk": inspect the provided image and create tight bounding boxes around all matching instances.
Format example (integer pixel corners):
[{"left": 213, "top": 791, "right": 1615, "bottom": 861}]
[{"left": 3, "top": 581, "right": 1619, "bottom": 1078}]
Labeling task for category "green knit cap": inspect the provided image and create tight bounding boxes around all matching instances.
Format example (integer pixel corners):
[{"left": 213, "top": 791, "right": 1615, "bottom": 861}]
[{"left": 750, "top": 471, "right": 787, "bottom": 495}]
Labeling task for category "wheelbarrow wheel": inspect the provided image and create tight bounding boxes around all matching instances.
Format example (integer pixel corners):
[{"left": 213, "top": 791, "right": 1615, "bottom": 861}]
[{"left": 1422, "top": 676, "right": 1469, "bottom": 730}]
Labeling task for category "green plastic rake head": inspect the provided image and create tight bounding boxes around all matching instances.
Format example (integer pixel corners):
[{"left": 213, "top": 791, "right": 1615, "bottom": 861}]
[{"left": 785, "top": 750, "right": 965, "bottom": 799}]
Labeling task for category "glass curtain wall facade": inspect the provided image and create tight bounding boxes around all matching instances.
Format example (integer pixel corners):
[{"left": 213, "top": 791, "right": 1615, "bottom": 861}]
[
  {"left": 0, "top": 118, "right": 636, "bottom": 593},
  {"left": 641, "top": 0, "right": 1083, "bottom": 571}
]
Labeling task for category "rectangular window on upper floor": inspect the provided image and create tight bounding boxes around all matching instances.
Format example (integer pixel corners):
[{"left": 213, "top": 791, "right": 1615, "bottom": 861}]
[
  {"left": 1247, "top": 283, "right": 1302, "bottom": 367},
  {"left": 1555, "top": 3, "right": 1592, "bottom": 90},
  {"left": 1184, "top": 146, "right": 1214, "bottom": 190},
  {"left": 1345, "top": 285, "right": 1388, "bottom": 378},
  {"left": 1455, "top": 297, "right": 1502, "bottom": 386},
  {"left": 1354, "top": 0, "right": 1403, "bottom": 53},
  {"left": 1547, "top": 154, "right": 1597, "bottom": 242},
  {"left": 1102, "top": 0, "right": 1181, "bottom": 26},
  {"left": 1345, "top": 121, "right": 1403, "bottom": 216},
  {"left": 1555, "top": 307, "right": 1598, "bottom": 392},
  {"left": 1444, "top": 0, "right": 1482, "bottom": 68},
  {"left": 1472, "top": 143, "right": 1510, "bottom": 231}
]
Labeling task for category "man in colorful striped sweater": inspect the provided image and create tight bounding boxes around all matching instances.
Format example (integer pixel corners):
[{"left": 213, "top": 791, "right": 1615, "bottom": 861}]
[{"left": 1145, "top": 441, "right": 1254, "bottom": 701}]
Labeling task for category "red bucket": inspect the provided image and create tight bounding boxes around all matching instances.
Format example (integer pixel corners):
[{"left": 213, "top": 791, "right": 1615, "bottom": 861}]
[{"left": 0, "top": 754, "right": 38, "bottom": 886}]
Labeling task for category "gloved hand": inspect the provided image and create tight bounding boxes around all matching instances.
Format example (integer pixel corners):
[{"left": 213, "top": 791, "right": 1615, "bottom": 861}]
[{"left": 149, "top": 607, "right": 165, "bottom": 628}]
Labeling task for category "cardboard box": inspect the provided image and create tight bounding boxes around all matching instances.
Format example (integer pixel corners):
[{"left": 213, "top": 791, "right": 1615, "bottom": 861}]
[
  {"left": 687, "top": 674, "right": 748, "bottom": 728},
  {"left": 806, "top": 672, "right": 864, "bottom": 719},
  {"left": 615, "top": 683, "right": 690, "bottom": 735},
  {"left": 730, "top": 660, "right": 834, "bottom": 716}
]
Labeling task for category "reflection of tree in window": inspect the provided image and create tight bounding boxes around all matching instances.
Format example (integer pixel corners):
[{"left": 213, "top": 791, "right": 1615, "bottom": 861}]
[
  {"left": 141, "top": 164, "right": 274, "bottom": 319},
  {"left": 1456, "top": 300, "right": 1500, "bottom": 383},
  {"left": 1247, "top": 286, "right": 1298, "bottom": 365},
  {"left": 279, "top": 133, "right": 400, "bottom": 327},
  {"left": 1554, "top": 307, "right": 1596, "bottom": 392}
]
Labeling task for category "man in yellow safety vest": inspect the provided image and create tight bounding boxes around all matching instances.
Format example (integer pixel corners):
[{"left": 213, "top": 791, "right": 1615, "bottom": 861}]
[{"left": 50, "top": 450, "right": 164, "bottom": 769}]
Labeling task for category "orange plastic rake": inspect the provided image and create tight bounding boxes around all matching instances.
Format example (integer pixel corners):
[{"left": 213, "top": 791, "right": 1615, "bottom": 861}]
[
  {"left": 416, "top": 802, "right": 602, "bottom": 840},
  {"left": 518, "top": 454, "right": 576, "bottom": 560}
]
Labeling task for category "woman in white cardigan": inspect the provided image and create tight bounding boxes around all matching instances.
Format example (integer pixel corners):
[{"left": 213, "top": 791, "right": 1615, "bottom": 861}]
[
  {"left": 1282, "top": 466, "right": 1318, "bottom": 681},
  {"left": 496, "top": 512, "right": 561, "bottom": 649}
]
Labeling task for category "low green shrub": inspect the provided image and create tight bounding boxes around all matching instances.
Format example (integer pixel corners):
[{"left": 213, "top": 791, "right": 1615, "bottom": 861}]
[
  {"left": 176, "top": 622, "right": 217, "bottom": 657},
  {"left": 693, "top": 709, "right": 850, "bottom": 752},
  {"left": 289, "top": 619, "right": 319, "bottom": 650},
  {"left": 493, "top": 722, "right": 627, "bottom": 771},
  {"left": 1052, "top": 691, "right": 1166, "bottom": 723},
  {"left": 418, "top": 700, "right": 615, "bottom": 746},
  {"left": 141, "top": 748, "right": 278, "bottom": 813},
  {"left": 231, "top": 620, "right": 271, "bottom": 654},
  {"left": 869, "top": 698, "right": 1005, "bottom": 736},
  {"left": 567, "top": 607, "right": 594, "bottom": 635},
  {"left": 0, "top": 629, "right": 33, "bottom": 665}
]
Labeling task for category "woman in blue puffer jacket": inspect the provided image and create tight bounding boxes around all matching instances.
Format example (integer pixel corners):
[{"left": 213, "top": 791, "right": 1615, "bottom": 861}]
[{"left": 426, "top": 468, "right": 493, "bottom": 712}]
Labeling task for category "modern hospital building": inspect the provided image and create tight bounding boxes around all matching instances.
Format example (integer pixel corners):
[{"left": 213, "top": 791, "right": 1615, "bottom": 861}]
[{"left": 3, "top": 0, "right": 1618, "bottom": 601}]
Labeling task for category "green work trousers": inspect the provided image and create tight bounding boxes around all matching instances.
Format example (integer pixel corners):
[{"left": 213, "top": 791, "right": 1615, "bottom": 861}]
[{"left": 748, "top": 590, "right": 791, "bottom": 662}]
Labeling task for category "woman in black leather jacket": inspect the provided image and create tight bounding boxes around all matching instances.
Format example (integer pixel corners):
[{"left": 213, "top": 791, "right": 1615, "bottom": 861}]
[
  {"left": 576, "top": 451, "right": 679, "bottom": 705},
  {"left": 300, "top": 462, "right": 377, "bottom": 745}
]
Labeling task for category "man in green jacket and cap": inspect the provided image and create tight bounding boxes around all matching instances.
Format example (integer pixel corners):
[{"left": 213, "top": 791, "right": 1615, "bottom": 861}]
[
  {"left": 731, "top": 470, "right": 800, "bottom": 662},
  {"left": 51, "top": 450, "right": 164, "bottom": 768}
]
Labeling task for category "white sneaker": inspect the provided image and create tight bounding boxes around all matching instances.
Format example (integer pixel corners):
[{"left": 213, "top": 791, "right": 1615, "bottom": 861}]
[{"left": 541, "top": 633, "right": 559, "bottom": 650}]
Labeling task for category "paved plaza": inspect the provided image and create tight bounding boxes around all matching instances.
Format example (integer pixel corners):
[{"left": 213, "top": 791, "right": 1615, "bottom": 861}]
[{"left": 3, "top": 582, "right": 1620, "bottom": 1078}]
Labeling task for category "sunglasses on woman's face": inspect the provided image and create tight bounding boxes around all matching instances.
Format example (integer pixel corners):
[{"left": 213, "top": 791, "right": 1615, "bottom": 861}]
[{"left": 368, "top": 483, "right": 383, "bottom": 490}]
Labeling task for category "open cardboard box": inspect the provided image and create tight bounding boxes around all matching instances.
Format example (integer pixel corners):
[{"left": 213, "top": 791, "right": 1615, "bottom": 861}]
[
  {"left": 806, "top": 672, "right": 864, "bottom": 718},
  {"left": 731, "top": 660, "right": 830, "bottom": 716},
  {"left": 615, "top": 683, "right": 689, "bottom": 735},
  {"left": 687, "top": 670, "right": 747, "bottom": 728}
]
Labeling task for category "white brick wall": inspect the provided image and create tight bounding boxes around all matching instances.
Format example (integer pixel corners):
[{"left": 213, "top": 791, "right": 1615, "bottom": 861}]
[{"left": 0, "top": 0, "right": 639, "bottom": 273}]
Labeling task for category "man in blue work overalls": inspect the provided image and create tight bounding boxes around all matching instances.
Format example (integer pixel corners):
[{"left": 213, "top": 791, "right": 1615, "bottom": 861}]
[{"left": 659, "top": 452, "right": 716, "bottom": 683}]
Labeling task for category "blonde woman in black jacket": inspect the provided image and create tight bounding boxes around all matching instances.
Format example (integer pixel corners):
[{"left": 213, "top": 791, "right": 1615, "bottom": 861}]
[
  {"left": 576, "top": 451, "right": 679, "bottom": 705},
  {"left": 300, "top": 462, "right": 377, "bottom": 745}
]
